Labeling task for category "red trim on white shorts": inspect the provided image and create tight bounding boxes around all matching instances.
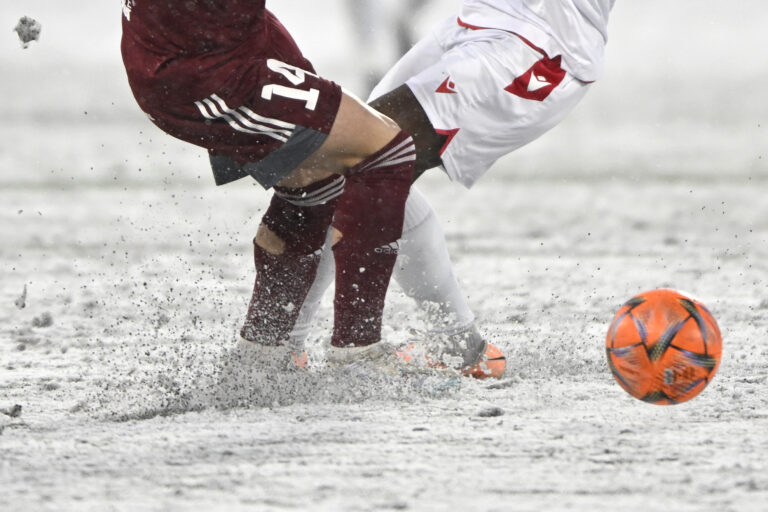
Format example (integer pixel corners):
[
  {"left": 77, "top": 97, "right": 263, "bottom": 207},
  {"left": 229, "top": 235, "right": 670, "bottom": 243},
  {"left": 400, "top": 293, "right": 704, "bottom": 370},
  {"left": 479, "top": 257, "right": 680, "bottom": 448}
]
[
  {"left": 435, "top": 128, "right": 459, "bottom": 156},
  {"left": 456, "top": 17, "right": 546, "bottom": 56},
  {"left": 455, "top": 17, "right": 486, "bottom": 31},
  {"left": 455, "top": 17, "right": 595, "bottom": 84}
]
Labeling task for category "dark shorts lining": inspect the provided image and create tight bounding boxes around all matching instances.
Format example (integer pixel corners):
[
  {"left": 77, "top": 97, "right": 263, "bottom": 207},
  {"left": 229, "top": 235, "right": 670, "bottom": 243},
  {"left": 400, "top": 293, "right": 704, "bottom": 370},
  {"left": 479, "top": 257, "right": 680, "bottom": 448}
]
[{"left": 209, "top": 125, "right": 329, "bottom": 188}]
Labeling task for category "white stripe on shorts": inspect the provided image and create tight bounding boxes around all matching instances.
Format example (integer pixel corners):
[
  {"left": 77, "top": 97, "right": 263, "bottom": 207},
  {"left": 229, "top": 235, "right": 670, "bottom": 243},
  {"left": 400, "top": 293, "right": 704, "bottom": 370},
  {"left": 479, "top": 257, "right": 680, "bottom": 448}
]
[{"left": 194, "top": 94, "right": 294, "bottom": 142}]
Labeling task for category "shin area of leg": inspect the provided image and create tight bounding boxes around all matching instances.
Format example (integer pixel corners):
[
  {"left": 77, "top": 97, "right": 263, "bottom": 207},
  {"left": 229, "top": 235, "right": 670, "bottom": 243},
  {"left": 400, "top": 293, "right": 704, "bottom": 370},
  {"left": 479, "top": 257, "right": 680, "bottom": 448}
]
[
  {"left": 240, "top": 176, "right": 344, "bottom": 345},
  {"left": 330, "top": 131, "right": 415, "bottom": 347}
]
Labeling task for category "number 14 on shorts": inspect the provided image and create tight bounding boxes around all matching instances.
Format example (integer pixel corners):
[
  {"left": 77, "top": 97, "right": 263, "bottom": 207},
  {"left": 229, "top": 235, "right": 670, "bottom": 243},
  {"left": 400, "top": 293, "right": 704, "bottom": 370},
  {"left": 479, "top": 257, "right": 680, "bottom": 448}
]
[{"left": 262, "top": 59, "right": 319, "bottom": 111}]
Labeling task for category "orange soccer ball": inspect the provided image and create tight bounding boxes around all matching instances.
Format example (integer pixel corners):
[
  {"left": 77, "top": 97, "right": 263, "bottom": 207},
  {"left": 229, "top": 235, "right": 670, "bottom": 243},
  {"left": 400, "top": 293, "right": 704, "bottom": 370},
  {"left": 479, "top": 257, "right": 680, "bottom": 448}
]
[{"left": 605, "top": 289, "right": 722, "bottom": 405}]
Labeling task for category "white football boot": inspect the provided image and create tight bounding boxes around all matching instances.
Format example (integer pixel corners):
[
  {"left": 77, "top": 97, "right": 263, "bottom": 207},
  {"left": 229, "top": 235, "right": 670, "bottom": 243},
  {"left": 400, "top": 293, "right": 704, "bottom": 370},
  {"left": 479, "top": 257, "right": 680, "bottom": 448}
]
[
  {"left": 325, "top": 341, "right": 395, "bottom": 367},
  {"left": 223, "top": 335, "right": 308, "bottom": 373},
  {"left": 424, "top": 323, "right": 488, "bottom": 370}
]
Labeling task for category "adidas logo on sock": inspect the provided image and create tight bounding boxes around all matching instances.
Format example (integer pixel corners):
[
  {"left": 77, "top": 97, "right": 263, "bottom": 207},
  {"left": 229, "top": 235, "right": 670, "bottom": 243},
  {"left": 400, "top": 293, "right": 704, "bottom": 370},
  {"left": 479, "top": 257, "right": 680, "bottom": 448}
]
[{"left": 374, "top": 242, "right": 400, "bottom": 255}]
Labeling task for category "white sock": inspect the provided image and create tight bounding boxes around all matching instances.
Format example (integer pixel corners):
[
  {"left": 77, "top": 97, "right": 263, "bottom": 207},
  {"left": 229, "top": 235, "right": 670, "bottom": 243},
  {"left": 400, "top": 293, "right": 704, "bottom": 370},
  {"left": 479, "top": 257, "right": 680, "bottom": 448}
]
[
  {"left": 394, "top": 188, "right": 475, "bottom": 334},
  {"left": 288, "top": 229, "right": 335, "bottom": 348},
  {"left": 288, "top": 187, "right": 475, "bottom": 345}
]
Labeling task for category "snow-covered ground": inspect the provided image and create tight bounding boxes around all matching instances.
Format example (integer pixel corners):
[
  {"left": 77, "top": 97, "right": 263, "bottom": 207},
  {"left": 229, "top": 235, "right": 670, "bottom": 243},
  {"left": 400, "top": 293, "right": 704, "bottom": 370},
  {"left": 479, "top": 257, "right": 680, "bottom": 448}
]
[{"left": 1, "top": 1, "right": 767, "bottom": 511}]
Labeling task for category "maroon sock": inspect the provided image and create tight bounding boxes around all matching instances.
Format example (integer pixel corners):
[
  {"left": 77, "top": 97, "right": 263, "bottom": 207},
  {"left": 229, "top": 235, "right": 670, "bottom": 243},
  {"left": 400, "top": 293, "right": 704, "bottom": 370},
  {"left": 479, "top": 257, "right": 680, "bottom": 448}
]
[
  {"left": 331, "top": 131, "right": 416, "bottom": 347},
  {"left": 240, "top": 175, "right": 345, "bottom": 345}
]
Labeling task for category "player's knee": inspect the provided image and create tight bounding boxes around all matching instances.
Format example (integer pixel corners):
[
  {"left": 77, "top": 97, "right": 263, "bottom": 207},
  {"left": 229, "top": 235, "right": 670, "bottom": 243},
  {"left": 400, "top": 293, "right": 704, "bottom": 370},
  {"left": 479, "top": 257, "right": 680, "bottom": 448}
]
[
  {"left": 370, "top": 85, "right": 444, "bottom": 174},
  {"left": 255, "top": 224, "right": 286, "bottom": 255},
  {"left": 376, "top": 111, "right": 402, "bottom": 134},
  {"left": 280, "top": 96, "right": 410, "bottom": 188},
  {"left": 324, "top": 93, "right": 405, "bottom": 167}
]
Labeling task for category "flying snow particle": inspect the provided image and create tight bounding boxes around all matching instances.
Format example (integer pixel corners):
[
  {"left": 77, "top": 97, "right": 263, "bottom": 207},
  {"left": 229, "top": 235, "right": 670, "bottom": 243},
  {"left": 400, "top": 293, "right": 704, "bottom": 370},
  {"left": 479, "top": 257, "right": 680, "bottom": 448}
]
[
  {"left": 14, "top": 285, "right": 27, "bottom": 310},
  {"left": 32, "top": 311, "right": 54, "bottom": 328},
  {"left": 14, "top": 16, "right": 41, "bottom": 48},
  {"left": 0, "top": 404, "right": 22, "bottom": 418},
  {"left": 476, "top": 406, "right": 504, "bottom": 418}
]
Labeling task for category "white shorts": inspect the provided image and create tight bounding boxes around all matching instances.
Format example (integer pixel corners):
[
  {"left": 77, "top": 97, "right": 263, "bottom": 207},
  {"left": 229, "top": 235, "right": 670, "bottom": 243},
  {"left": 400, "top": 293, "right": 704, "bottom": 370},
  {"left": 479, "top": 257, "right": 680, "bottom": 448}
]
[{"left": 369, "top": 16, "right": 592, "bottom": 188}]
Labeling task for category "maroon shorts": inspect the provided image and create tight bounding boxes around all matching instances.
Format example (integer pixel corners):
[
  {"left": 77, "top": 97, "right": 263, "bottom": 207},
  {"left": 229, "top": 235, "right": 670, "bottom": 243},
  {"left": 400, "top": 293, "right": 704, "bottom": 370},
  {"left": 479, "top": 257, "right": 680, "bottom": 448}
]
[{"left": 122, "top": 10, "right": 342, "bottom": 188}]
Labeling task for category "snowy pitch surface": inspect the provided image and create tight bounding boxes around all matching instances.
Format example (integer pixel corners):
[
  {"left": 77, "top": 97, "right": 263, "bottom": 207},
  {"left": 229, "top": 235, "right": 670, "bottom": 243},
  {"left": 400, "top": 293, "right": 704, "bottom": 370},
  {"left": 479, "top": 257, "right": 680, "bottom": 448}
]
[
  {"left": 2, "top": 176, "right": 767, "bottom": 511},
  {"left": 2, "top": 1, "right": 768, "bottom": 511}
]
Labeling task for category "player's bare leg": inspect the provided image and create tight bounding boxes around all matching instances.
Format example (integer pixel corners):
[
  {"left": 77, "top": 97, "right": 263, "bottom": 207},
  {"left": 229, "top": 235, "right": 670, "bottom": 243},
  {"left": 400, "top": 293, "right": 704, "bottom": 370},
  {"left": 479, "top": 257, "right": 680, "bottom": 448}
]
[
  {"left": 240, "top": 91, "right": 415, "bottom": 359},
  {"left": 369, "top": 84, "right": 446, "bottom": 179}
]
